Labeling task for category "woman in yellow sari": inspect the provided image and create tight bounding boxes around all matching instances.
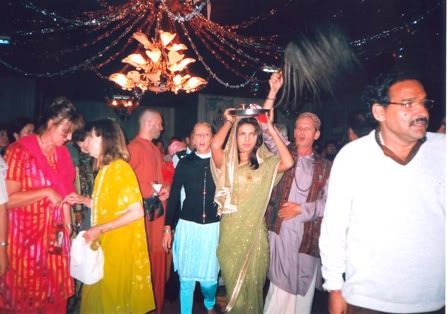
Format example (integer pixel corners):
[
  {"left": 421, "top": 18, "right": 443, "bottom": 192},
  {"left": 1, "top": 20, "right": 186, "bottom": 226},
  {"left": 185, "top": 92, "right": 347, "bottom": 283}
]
[
  {"left": 211, "top": 111, "right": 293, "bottom": 313},
  {"left": 65, "top": 119, "right": 155, "bottom": 313}
]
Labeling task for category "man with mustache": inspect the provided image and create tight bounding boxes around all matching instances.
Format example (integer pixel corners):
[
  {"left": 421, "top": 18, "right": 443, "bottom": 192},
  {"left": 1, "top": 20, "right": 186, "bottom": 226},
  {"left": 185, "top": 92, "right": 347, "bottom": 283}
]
[{"left": 319, "top": 72, "right": 445, "bottom": 314}]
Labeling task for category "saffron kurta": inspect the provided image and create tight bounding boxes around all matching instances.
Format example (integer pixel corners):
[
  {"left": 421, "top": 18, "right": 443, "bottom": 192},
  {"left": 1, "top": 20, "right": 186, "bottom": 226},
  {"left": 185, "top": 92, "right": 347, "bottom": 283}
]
[
  {"left": 0, "top": 135, "right": 75, "bottom": 312},
  {"left": 128, "top": 136, "right": 166, "bottom": 313},
  {"left": 80, "top": 159, "right": 155, "bottom": 313}
]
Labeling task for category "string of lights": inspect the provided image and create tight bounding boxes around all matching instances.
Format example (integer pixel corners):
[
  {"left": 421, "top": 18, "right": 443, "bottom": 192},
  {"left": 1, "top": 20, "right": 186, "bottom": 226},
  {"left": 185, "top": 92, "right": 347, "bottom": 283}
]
[
  {"left": 0, "top": 10, "right": 148, "bottom": 77},
  {"left": 20, "top": 0, "right": 146, "bottom": 30},
  {"left": 161, "top": 0, "right": 208, "bottom": 23},
  {"left": 180, "top": 21, "right": 258, "bottom": 89},
  {"left": 0, "top": 0, "right": 442, "bottom": 90}
]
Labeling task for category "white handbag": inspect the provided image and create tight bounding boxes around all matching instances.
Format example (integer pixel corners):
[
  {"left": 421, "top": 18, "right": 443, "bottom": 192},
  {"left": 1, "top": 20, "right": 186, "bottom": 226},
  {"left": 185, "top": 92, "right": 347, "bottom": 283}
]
[{"left": 70, "top": 231, "right": 104, "bottom": 285}]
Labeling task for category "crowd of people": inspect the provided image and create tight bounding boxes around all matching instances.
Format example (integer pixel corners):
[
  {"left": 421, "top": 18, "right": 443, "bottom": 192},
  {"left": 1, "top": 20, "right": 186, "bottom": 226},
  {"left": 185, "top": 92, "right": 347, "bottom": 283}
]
[{"left": 0, "top": 68, "right": 445, "bottom": 314}]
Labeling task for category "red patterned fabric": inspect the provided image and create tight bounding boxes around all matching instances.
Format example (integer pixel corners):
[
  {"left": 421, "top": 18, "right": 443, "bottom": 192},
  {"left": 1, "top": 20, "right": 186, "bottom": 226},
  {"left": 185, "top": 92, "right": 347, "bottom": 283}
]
[
  {"left": 162, "top": 160, "right": 175, "bottom": 186},
  {"left": 0, "top": 135, "right": 75, "bottom": 313}
]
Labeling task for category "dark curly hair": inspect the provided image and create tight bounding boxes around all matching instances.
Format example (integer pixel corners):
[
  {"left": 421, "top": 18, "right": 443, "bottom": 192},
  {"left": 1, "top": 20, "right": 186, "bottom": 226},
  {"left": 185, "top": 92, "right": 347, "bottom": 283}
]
[
  {"left": 362, "top": 72, "right": 422, "bottom": 109},
  {"left": 348, "top": 110, "right": 372, "bottom": 138},
  {"left": 236, "top": 118, "right": 263, "bottom": 170}
]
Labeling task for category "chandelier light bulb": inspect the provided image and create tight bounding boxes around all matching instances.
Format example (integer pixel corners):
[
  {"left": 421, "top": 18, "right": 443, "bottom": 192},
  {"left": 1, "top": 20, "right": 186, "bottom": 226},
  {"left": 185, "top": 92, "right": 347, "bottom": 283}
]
[
  {"left": 185, "top": 77, "right": 207, "bottom": 91},
  {"left": 145, "top": 49, "right": 162, "bottom": 64},
  {"left": 160, "top": 31, "right": 176, "bottom": 46},
  {"left": 109, "top": 29, "right": 207, "bottom": 94},
  {"left": 122, "top": 54, "right": 147, "bottom": 69},
  {"left": 109, "top": 73, "right": 129, "bottom": 88}
]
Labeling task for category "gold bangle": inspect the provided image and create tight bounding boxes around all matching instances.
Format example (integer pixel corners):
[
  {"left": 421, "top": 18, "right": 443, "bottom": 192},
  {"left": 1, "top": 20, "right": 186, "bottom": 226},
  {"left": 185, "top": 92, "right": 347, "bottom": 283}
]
[
  {"left": 266, "top": 97, "right": 276, "bottom": 101},
  {"left": 163, "top": 228, "right": 171, "bottom": 234}
]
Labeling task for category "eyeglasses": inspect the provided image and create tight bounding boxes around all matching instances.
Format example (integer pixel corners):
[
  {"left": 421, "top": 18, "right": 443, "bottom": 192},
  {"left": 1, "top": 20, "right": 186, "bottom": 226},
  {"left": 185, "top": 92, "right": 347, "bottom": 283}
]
[{"left": 387, "top": 99, "right": 435, "bottom": 111}]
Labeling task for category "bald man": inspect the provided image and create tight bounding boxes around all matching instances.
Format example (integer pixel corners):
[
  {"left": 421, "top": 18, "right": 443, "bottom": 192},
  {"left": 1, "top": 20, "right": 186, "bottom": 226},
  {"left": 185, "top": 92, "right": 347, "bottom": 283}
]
[{"left": 128, "top": 109, "right": 169, "bottom": 314}]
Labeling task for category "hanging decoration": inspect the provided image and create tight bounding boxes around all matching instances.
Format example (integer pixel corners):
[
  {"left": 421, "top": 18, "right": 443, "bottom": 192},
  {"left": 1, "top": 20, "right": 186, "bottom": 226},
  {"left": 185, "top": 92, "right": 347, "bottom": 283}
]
[
  {"left": 0, "top": 0, "right": 442, "bottom": 91},
  {"left": 109, "top": 30, "right": 207, "bottom": 94},
  {"left": 0, "top": 0, "right": 282, "bottom": 89}
]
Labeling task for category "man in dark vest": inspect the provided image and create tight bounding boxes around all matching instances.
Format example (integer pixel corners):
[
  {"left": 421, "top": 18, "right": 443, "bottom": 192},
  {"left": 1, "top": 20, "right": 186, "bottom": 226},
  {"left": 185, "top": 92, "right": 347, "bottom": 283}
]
[{"left": 262, "top": 72, "right": 332, "bottom": 314}]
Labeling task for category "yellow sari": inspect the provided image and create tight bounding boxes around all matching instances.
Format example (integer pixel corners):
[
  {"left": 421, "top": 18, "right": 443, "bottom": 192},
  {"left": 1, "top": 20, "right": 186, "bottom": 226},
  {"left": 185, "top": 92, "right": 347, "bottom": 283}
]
[{"left": 81, "top": 159, "right": 155, "bottom": 313}]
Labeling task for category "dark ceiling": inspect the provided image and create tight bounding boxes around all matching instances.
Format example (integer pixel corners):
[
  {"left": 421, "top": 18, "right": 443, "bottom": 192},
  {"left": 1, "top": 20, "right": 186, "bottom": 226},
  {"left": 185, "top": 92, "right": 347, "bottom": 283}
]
[{"left": 0, "top": 0, "right": 445, "bottom": 114}]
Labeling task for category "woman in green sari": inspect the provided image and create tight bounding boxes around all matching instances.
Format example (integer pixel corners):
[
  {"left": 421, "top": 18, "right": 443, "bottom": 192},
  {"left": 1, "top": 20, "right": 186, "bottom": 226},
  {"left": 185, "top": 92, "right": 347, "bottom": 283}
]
[{"left": 211, "top": 111, "right": 293, "bottom": 313}]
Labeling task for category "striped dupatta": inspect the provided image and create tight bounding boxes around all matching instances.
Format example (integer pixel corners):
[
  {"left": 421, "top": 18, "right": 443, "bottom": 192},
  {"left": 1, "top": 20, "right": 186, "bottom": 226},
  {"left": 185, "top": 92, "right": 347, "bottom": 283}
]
[{"left": 0, "top": 135, "right": 75, "bottom": 312}]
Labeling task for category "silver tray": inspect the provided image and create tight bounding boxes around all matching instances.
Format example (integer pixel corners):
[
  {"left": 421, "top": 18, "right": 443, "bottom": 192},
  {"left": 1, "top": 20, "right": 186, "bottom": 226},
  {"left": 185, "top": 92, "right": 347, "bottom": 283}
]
[{"left": 228, "top": 108, "right": 270, "bottom": 117}]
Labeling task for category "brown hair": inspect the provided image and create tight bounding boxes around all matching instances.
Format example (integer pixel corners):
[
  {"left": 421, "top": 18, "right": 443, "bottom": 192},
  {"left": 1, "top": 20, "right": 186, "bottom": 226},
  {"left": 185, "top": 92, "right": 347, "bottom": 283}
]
[
  {"left": 86, "top": 119, "right": 129, "bottom": 169},
  {"left": 37, "top": 97, "right": 84, "bottom": 135},
  {"left": 236, "top": 118, "right": 263, "bottom": 170}
]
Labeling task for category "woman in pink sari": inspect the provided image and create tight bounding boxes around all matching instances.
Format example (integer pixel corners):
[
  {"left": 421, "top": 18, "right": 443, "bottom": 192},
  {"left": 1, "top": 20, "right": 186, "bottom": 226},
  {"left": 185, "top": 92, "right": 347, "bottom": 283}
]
[{"left": 0, "top": 97, "right": 83, "bottom": 313}]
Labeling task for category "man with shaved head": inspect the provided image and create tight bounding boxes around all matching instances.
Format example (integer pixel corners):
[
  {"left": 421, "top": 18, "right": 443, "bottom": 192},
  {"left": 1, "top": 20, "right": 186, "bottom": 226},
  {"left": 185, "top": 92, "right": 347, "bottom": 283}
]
[{"left": 128, "top": 108, "right": 168, "bottom": 314}]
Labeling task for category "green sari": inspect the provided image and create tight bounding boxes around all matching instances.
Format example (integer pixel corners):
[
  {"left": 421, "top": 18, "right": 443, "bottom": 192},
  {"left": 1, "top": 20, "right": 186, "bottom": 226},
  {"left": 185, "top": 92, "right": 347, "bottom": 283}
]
[{"left": 211, "top": 123, "right": 281, "bottom": 313}]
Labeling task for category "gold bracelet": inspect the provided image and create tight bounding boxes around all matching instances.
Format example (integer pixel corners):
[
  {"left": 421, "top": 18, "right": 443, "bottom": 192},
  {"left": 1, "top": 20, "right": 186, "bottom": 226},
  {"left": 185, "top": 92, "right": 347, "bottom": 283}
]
[
  {"left": 224, "top": 119, "right": 233, "bottom": 126},
  {"left": 163, "top": 228, "right": 171, "bottom": 234},
  {"left": 266, "top": 97, "right": 276, "bottom": 101}
]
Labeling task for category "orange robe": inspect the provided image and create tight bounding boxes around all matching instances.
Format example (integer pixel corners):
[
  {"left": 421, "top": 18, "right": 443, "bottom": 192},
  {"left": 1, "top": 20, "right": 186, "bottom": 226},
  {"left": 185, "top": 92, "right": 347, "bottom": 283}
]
[{"left": 128, "top": 136, "right": 166, "bottom": 314}]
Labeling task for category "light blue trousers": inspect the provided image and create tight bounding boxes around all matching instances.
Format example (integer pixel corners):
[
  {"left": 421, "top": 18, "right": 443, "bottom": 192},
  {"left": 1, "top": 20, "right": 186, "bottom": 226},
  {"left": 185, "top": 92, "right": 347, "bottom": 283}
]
[{"left": 180, "top": 279, "right": 217, "bottom": 314}]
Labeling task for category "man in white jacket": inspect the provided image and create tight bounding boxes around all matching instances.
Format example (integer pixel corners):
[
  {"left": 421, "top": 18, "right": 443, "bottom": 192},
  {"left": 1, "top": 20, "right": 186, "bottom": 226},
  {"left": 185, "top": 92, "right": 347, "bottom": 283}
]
[{"left": 319, "top": 72, "right": 445, "bottom": 314}]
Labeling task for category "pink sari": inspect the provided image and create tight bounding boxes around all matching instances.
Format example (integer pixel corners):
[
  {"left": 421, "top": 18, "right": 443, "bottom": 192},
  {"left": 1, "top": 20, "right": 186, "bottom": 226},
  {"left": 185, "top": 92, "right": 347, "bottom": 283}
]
[{"left": 0, "top": 135, "right": 75, "bottom": 313}]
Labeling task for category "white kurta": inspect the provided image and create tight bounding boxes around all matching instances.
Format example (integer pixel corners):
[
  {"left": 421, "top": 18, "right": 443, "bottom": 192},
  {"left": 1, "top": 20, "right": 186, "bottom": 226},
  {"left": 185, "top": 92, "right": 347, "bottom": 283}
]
[{"left": 320, "top": 131, "right": 445, "bottom": 313}]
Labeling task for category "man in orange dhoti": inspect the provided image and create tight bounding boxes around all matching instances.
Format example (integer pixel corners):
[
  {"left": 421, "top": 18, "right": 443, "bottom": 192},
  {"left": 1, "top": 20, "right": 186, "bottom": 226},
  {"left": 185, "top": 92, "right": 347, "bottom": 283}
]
[{"left": 128, "top": 109, "right": 169, "bottom": 314}]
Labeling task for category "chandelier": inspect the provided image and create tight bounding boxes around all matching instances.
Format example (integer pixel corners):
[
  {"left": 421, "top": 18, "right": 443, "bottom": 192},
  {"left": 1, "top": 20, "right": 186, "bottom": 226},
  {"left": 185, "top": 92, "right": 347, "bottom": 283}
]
[
  {"left": 106, "top": 94, "right": 140, "bottom": 122},
  {"left": 109, "top": 30, "right": 207, "bottom": 94}
]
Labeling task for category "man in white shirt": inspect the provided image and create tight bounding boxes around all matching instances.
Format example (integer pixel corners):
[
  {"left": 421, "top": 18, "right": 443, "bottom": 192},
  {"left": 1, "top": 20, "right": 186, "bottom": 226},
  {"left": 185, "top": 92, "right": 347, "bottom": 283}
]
[{"left": 320, "top": 72, "right": 445, "bottom": 313}]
